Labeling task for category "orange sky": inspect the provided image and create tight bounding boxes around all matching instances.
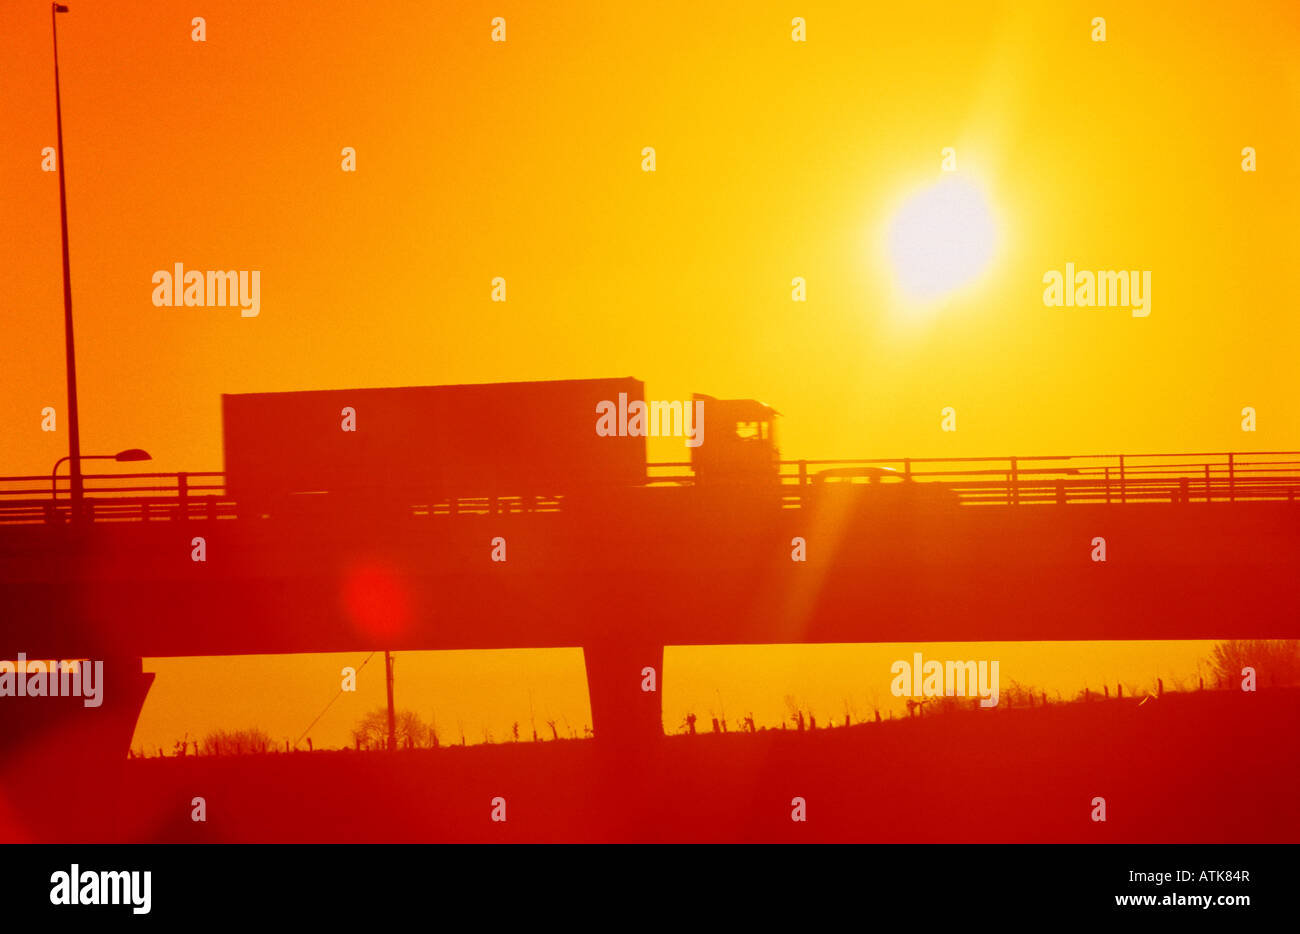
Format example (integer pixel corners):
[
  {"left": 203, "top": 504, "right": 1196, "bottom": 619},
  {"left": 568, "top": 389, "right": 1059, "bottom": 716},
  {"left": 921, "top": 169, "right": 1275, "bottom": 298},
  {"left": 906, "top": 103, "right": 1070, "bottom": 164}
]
[
  {"left": 132, "top": 642, "right": 1220, "bottom": 752},
  {"left": 2, "top": 0, "right": 1296, "bottom": 750}
]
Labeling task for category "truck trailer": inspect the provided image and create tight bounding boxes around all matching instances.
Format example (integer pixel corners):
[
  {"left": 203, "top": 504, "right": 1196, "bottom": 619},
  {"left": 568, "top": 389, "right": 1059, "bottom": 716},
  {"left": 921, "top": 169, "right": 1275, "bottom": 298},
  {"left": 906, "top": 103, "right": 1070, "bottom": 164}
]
[{"left": 221, "top": 377, "right": 649, "bottom": 506}]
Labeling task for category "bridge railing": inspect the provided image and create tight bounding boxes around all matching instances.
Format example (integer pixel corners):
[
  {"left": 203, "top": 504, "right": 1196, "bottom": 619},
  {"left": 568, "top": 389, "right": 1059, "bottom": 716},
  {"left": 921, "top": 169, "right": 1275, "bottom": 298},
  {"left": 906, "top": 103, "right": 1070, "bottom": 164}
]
[
  {"left": 772, "top": 452, "right": 1300, "bottom": 508},
  {"left": 1, "top": 451, "right": 1297, "bottom": 523},
  {"left": 0, "top": 471, "right": 232, "bottom": 525},
  {"left": 0, "top": 471, "right": 574, "bottom": 524}
]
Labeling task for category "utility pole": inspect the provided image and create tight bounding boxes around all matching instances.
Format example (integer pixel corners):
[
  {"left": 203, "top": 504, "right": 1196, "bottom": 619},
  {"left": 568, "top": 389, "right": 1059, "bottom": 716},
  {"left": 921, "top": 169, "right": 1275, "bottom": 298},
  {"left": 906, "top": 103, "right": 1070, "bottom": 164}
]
[
  {"left": 384, "top": 650, "right": 396, "bottom": 751},
  {"left": 51, "top": 4, "right": 83, "bottom": 520}
]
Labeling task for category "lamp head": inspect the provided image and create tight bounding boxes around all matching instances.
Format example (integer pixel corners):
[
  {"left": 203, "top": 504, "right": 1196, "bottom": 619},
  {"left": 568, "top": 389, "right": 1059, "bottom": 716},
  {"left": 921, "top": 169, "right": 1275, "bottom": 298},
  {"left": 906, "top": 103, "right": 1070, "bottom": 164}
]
[{"left": 113, "top": 448, "right": 152, "bottom": 462}]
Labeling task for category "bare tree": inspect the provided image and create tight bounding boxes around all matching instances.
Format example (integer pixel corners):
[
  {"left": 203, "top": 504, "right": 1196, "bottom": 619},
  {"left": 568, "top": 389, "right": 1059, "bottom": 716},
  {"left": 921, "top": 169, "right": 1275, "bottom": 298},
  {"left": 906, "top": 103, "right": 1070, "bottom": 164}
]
[
  {"left": 350, "top": 708, "right": 429, "bottom": 750},
  {"left": 201, "top": 727, "right": 273, "bottom": 756},
  {"left": 1209, "top": 640, "right": 1300, "bottom": 688}
]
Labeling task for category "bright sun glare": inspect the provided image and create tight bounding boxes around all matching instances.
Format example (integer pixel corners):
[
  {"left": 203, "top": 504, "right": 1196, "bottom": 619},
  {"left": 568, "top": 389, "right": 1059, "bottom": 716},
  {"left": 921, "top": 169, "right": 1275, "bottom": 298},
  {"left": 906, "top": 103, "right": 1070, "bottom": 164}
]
[{"left": 888, "top": 177, "right": 997, "bottom": 301}]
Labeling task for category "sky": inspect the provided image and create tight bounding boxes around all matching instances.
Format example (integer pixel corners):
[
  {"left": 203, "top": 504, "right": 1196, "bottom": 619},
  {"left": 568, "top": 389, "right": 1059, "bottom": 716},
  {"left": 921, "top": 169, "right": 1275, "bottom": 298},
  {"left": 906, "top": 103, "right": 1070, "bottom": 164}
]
[
  {"left": 1, "top": 0, "right": 1297, "bottom": 750},
  {"left": 132, "top": 641, "right": 1220, "bottom": 752}
]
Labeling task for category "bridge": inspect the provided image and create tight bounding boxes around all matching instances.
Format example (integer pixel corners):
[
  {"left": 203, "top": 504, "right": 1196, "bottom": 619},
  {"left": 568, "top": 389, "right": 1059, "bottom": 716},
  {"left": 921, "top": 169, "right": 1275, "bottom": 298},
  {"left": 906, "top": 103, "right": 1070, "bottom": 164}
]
[{"left": 2, "top": 450, "right": 1298, "bottom": 838}]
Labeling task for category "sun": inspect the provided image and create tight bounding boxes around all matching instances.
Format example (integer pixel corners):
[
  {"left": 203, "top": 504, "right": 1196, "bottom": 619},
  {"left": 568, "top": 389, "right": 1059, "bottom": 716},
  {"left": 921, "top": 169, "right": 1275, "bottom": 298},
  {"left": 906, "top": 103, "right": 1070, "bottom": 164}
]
[{"left": 887, "top": 176, "right": 998, "bottom": 301}]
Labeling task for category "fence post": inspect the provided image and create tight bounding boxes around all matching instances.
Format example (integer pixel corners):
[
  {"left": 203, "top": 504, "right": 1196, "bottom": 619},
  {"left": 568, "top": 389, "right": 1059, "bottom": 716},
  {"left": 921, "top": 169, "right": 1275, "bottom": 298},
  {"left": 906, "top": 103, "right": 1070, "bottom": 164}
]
[
  {"left": 178, "top": 472, "right": 189, "bottom": 521},
  {"left": 1010, "top": 457, "right": 1019, "bottom": 505},
  {"left": 1204, "top": 463, "right": 1211, "bottom": 503},
  {"left": 1119, "top": 455, "right": 1126, "bottom": 504},
  {"left": 1228, "top": 453, "right": 1235, "bottom": 503},
  {"left": 1178, "top": 477, "right": 1189, "bottom": 505},
  {"left": 1104, "top": 467, "right": 1111, "bottom": 505}
]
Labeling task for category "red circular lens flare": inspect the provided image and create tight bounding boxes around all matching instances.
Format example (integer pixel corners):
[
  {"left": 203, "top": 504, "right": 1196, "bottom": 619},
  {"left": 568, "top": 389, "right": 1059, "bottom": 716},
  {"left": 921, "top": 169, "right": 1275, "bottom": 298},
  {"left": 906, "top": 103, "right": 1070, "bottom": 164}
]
[{"left": 341, "top": 561, "right": 411, "bottom": 641}]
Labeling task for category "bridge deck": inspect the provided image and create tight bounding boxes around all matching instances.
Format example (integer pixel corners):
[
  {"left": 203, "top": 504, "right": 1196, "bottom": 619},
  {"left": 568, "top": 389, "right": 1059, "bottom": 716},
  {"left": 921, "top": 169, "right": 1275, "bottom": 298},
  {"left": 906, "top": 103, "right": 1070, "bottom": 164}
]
[{"left": 0, "top": 482, "right": 1296, "bottom": 658}]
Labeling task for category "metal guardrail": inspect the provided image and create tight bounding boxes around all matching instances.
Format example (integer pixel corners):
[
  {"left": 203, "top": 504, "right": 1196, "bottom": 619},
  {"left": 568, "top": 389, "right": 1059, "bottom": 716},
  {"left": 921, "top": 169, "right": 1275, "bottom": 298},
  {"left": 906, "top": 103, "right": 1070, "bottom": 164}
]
[
  {"left": 778, "top": 451, "right": 1300, "bottom": 509},
  {"left": 0, "top": 471, "right": 231, "bottom": 525},
  {"left": 1, "top": 452, "right": 1298, "bottom": 524}
]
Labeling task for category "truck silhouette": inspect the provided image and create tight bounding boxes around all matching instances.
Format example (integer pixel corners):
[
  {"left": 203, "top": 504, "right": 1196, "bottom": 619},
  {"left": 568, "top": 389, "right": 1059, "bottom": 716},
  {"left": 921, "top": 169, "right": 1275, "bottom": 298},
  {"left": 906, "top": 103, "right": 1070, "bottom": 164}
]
[{"left": 221, "top": 378, "right": 781, "bottom": 510}]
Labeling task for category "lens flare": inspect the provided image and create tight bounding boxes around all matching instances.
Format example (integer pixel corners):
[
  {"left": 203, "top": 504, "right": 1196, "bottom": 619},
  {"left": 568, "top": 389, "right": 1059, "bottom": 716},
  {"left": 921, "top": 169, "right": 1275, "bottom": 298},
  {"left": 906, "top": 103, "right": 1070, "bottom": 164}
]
[{"left": 342, "top": 561, "right": 412, "bottom": 642}]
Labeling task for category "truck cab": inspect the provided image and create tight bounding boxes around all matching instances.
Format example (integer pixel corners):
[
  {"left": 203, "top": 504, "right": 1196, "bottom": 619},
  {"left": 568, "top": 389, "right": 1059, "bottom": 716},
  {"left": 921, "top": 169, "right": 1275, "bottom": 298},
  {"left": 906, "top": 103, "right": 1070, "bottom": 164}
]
[{"left": 689, "top": 394, "right": 780, "bottom": 486}]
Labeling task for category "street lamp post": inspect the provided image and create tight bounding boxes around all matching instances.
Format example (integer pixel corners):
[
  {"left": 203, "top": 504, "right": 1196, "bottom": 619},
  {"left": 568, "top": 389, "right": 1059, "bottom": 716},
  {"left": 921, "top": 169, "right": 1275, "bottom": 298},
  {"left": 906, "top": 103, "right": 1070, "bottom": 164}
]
[
  {"left": 51, "top": 4, "right": 83, "bottom": 520},
  {"left": 52, "top": 448, "right": 152, "bottom": 502}
]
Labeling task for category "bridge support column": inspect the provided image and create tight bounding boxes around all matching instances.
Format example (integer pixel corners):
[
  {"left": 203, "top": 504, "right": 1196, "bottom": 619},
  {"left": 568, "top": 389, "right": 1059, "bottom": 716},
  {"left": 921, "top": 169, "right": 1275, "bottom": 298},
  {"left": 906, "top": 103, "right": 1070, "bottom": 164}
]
[
  {"left": 582, "top": 642, "right": 664, "bottom": 751},
  {"left": 0, "top": 657, "right": 154, "bottom": 842}
]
